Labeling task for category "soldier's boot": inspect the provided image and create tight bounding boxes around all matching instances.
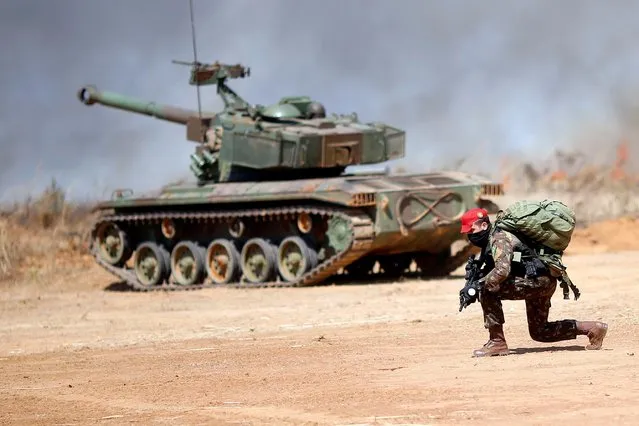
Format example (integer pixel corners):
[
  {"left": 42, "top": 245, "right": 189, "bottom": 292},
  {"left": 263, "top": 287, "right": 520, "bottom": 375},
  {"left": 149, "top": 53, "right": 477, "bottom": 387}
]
[
  {"left": 576, "top": 321, "right": 608, "bottom": 350},
  {"left": 472, "top": 325, "right": 509, "bottom": 357}
]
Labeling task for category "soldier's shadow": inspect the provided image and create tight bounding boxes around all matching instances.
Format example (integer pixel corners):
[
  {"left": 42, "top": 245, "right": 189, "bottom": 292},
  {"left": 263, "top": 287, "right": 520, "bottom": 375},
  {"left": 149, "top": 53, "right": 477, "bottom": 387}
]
[{"left": 509, "top": 345, "right": 585, "bottom": 355}]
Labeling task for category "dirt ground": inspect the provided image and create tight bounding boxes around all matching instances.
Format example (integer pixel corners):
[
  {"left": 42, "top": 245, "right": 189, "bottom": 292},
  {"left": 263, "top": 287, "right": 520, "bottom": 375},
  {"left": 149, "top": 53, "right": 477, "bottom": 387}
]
[{"left": 1, "top": 240, "right": 638, "bottom": 425}]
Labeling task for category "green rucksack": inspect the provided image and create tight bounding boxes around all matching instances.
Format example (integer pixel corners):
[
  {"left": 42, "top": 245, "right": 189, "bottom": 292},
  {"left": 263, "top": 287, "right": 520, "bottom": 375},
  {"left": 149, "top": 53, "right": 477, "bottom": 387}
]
[
  {"left": 494, "top": 199, "right": 576, "bottom": 251},
  {"left": 493, "top": 199, "right": 580, "bottom": 300}
]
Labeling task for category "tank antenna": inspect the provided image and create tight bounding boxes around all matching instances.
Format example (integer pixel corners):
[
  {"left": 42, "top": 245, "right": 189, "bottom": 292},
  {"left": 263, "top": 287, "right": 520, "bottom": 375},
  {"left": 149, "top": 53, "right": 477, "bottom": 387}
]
[{"left": 188, "top": 0, "right": 203, "bottom": 121}]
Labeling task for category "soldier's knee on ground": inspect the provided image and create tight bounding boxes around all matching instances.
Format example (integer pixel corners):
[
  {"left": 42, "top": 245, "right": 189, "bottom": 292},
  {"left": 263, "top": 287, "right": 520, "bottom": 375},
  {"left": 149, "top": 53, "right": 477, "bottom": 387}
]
[
  {"left": 527, "top": 319, "right": 580, "bottom": 343},
  {"left": 528, "top": 326, "right": 556, "bottom": 343}
]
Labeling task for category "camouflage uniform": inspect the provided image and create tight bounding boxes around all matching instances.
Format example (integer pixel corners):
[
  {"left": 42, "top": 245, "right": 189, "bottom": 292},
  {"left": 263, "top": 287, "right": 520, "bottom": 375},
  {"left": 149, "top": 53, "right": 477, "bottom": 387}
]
[{"left": 479, "top": 227, "right": 578, "bottom": 342}]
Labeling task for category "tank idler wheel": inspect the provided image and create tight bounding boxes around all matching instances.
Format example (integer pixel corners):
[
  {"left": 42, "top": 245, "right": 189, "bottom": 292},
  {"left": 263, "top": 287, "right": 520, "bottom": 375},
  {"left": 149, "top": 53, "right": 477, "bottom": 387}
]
[
  {"left": 206, "top": 238, "right": 241, "bottom": 285},
  {"left": 170, "top": 241, "right": 206, "bottom": 286},
  {"left": 240, "top": 238, "right": 278, "bottom": 284},
  {"left": 94, "top": 222, "right": 132, "bottom": 267},
  {"left": 133, "top": 242, "right": 171, "bottom": 287},
  {"left": 277, "top": 236, "right": 318, "bottom": 282}
]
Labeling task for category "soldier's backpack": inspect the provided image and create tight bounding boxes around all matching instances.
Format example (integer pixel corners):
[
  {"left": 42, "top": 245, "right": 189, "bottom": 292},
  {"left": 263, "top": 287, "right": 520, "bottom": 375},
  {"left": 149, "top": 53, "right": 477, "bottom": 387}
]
[{"left": 493, "top": 199, "right": 581, "bottom": 300}]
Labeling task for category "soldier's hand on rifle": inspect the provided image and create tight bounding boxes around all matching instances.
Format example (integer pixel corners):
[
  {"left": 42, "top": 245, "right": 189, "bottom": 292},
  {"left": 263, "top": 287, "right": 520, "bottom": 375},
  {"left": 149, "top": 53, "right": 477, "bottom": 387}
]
[
  {"left": 464, "top": 257, "right": 475, "bottom": 280},
  {"left": 459, "top": 288, "right": 468, "bottom": 312},
  {"left": 465, "top": 255, "right": 482, "bottom": 280},
  {"left": 459, "top": 280, "right": 481, "bottom": 312}
]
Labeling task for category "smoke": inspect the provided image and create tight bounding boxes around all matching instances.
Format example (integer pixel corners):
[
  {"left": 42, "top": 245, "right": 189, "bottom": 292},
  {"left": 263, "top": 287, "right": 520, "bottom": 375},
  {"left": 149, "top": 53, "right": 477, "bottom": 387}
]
[{"left": 1, "top": 0, "right": 639, "bottom": 202}]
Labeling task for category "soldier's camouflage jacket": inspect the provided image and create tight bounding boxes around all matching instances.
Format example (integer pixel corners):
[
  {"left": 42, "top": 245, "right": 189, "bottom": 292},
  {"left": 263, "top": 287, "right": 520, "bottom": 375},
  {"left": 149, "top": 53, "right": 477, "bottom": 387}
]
[{"left": 481, "top": 227, "right": 532, "bottom": 292}]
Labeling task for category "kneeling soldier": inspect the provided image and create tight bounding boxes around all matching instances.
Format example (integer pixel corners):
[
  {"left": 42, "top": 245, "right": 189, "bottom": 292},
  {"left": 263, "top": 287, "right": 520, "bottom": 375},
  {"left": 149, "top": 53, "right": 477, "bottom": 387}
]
[{"left": 460, "top": 207, "right": 608, "bottom": 357}]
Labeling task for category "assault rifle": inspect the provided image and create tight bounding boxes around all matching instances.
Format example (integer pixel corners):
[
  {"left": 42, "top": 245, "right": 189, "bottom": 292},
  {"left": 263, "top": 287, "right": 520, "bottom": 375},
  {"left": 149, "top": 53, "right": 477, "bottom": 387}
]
[{"left": 459, "top": 254, "right": 485, "bottom": 312}]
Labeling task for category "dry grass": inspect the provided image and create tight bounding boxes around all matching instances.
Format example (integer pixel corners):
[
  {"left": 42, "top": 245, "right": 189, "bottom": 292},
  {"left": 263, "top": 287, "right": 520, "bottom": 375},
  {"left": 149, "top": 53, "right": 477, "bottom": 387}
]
[{"left": 0, "top": 179, "right": 97, "bottom": 288}]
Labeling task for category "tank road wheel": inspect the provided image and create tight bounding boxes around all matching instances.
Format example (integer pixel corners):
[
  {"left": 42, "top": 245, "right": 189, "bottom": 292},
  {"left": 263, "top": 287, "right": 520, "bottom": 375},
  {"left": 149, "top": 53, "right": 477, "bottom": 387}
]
[
  {"left": 170, "top": 241, "right": 206, "bottom": 286},
  {"left": 241, "top": 238, "right": 277, "bottom": 284},
  {"left": 277, "top": 236, "right": 319, "bottom": 282},
  {"left": 206, "top": 239, "right": 240, "bottom": 285},
  {"left": 133, "top": 242, "right": 170, "bottom": 287},
  {"left": 94, "top": 222, "right": 131, "bottom": 267}
]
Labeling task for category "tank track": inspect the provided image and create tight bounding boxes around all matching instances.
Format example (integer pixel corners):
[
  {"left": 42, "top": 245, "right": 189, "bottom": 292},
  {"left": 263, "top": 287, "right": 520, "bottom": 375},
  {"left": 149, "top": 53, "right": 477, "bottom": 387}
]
[{"left": 89, "top": 205, "right": 374, "bottom": 292}]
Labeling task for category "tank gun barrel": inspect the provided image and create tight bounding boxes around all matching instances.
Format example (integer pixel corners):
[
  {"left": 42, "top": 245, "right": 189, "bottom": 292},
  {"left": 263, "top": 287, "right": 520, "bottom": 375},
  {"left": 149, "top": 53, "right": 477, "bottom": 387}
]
[{"left": 77, "top": 85, "right": 198, "bottom": 125}]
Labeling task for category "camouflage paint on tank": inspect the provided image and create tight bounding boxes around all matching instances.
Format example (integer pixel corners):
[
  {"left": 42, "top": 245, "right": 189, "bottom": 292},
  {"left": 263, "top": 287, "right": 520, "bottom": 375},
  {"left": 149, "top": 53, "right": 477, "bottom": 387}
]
[
  {"left": 79, "top": 59, "right": 506, "bottom": 291},
  {"left": 99, "top": 171, "right": 495, "bottom": 206},
  {"left": 98, "top": 170, "right": 503, "bottom": 257}
]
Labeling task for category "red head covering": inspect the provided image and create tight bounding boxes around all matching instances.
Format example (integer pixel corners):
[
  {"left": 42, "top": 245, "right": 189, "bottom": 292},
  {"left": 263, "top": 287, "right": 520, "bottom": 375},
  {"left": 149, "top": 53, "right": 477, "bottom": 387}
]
[{"left": 460, "top": 207, "right": 489, "bottom": 233}]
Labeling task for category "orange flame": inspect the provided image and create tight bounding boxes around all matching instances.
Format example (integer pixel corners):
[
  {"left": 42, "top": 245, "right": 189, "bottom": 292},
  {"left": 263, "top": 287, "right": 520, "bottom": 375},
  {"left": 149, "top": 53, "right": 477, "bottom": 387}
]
[
  {"left": 549, "top": 170, "right": 568, "bottom": 182},
  {"left": 610, "top": 139, "right": 629, "bottom": 181}
]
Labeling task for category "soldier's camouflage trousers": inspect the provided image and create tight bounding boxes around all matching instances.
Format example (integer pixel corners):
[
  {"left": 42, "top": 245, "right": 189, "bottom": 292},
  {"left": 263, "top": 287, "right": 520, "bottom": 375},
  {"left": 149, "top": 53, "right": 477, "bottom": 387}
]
[{"left": 479, "top": 275, "right": 578, "bottom": 342}]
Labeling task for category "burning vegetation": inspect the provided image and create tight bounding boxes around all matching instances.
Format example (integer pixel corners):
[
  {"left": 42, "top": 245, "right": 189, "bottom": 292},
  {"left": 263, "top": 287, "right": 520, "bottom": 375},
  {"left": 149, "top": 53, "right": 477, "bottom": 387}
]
[
  {"left": 497, "top": 141, "right": 639, "bottom": 225},
  {"left": 500, "top": 141, "right": 636, "bottom": 193}
]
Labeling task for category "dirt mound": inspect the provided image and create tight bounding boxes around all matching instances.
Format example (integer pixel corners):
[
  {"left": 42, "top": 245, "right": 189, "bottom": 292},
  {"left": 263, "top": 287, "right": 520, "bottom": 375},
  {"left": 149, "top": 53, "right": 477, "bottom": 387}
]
[{"left": 567, "top": 216, "right": 639, "bottom": 254}]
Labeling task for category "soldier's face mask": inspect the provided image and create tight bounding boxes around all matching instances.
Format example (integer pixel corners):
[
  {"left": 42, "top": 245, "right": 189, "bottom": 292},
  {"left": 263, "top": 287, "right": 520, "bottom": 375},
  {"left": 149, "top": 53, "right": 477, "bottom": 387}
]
[{"left": 467, "top": 221, "right": 490, "bottom": 247}]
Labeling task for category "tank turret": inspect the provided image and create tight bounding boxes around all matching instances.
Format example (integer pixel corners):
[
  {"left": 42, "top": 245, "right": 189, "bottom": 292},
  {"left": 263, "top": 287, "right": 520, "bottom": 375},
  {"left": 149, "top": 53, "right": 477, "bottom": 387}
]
[{"left": 77, "top": 61, "right": 406, "bottom": 184}]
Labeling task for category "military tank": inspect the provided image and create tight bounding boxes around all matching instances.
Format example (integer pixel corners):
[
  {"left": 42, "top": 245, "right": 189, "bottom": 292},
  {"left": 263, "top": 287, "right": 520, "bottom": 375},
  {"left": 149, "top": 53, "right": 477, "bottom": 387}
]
[{"left": 77, "top": 60, "right": 504, "bottom": 291}]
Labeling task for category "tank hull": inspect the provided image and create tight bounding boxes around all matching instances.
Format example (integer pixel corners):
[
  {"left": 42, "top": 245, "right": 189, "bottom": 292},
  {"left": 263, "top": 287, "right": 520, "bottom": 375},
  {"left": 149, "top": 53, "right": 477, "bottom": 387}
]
[{"left": 89, "top": 171, "right": 503, "bottom": 291}]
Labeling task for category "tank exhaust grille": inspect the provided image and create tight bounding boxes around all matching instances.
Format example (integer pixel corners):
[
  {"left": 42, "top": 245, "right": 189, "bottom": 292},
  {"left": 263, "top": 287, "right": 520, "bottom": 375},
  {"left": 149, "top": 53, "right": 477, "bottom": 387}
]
[
  {"left": 350, "top": 193, "right": 376, "bottom": 206},
  {"left": 480, "top": 183, "right": 505, "bottom": 196}
]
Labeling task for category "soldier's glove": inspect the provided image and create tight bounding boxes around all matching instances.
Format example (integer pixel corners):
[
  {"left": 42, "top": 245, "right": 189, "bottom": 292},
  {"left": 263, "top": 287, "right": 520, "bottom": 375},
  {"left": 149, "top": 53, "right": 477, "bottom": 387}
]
[
  {"left": 464, "top": 266, "right": 472, "bottom": 280},
  {"left": 459, "top": 280, "right": 481, "bottom": 312},
  {"left": 464, "top": 260, "right": 476, "bottom": 280}
]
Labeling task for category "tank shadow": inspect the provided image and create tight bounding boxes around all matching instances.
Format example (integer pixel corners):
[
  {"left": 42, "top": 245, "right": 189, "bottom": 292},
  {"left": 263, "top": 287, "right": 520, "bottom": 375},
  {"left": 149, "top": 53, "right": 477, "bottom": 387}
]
[
  {"left": 104, "top": 281, "right": 137, "bottom": 292},
  {"left": 101, "top": 273, "right": 465, "bottom": 292},
  {"left": 322, "top": 272, "right": 464, "bottom": 287},
  {"left": 509, "top": 345, "right": 585, "bottom": 355}
]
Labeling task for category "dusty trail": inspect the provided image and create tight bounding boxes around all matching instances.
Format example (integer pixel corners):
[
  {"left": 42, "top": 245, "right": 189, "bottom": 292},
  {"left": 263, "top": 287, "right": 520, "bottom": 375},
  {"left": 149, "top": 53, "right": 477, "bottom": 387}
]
[{"left": 1, "top": 250, "right": 638, "bottom": 425}]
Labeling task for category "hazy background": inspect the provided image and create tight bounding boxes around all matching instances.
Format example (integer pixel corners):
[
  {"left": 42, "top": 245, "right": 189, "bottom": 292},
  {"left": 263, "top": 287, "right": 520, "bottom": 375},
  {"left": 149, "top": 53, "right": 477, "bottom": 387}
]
[{"left": 1, "top": 0, "right": 638, "bottom": 202}]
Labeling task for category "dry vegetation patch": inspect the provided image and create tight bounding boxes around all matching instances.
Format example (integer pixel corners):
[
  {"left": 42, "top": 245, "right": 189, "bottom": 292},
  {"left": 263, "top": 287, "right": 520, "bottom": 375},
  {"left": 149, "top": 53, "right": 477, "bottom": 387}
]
[
  {"left": 0, "top": 179, "right": 96, "bottom": 288},
  {"left": 497, "top": 142, "right": 639, "bottom": 224}
]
